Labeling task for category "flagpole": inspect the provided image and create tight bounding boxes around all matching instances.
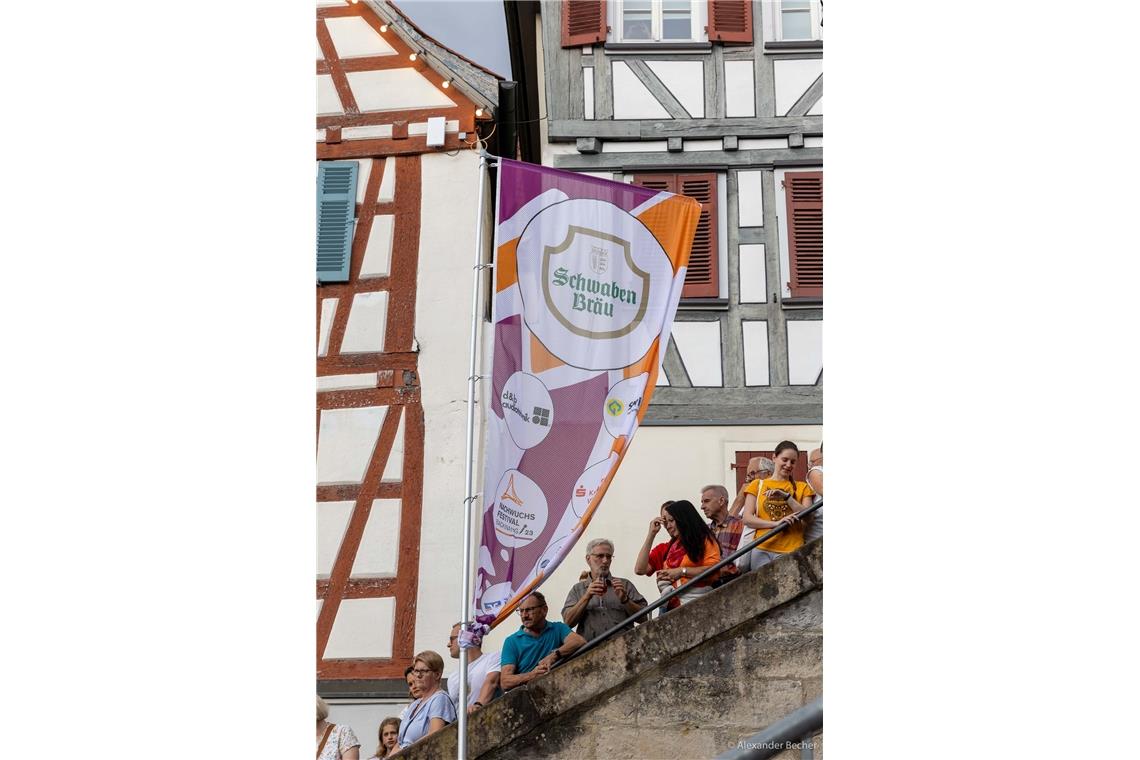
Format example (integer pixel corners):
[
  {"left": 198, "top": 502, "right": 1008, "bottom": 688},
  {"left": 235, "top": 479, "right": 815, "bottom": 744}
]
[{"left": 458, "top": 150, "right": 493, "bottom": 760}]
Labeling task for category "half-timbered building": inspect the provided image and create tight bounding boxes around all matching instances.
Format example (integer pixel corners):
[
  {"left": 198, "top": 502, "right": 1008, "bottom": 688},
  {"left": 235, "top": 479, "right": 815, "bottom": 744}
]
[
  {"left": 314, "top": 0, "right": 501, "bottom": 724},
  {"left": 482, "top": 0, "right": 824, "bottom": 651}
]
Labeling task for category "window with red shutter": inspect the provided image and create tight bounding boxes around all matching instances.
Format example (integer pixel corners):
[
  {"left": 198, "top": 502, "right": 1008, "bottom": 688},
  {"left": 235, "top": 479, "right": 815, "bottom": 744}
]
[
  {"left": 562, "top": 0, "right": 608, "bottom": 47},
  {"left": 632, "top": 173, "right": 720, "bottom": 299},
  {"left": 783, "top": 171, "right": 823, "bottom": 299},
  {"left": 707, "top": 0, "right": 753, "bottom": 44}
]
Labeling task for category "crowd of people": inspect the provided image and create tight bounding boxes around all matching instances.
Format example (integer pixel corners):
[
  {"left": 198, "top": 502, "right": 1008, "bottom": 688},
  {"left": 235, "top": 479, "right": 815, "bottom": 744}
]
[{"left": 317, "top": 440, "right": 823, "bottom": 758}]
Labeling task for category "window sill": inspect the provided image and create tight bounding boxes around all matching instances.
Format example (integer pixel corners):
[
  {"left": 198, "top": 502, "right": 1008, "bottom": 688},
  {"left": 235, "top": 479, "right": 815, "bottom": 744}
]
[
  {"left": 678, "top": 297, "right": 729, "bottom": 311},
  {"left": 764, "top": 40, "right": 824, "bottom": 53},
  {"left": 781, "top": 296, "right": 822, "bottom": 309},
  {"left": 604, "top": 42, "right": 713, "bottom": 55}
]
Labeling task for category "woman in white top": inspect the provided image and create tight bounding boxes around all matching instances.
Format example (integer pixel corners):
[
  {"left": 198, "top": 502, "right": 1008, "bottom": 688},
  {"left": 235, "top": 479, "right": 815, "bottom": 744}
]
[{"left": 316, "top": 695, "right": 360, "bottom": 760}]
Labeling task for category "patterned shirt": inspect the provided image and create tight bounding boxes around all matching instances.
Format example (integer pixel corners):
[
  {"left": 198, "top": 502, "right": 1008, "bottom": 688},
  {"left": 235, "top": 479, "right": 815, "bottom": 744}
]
[{"left": 709, "top": 514, "right": 744, "bottom": 576}]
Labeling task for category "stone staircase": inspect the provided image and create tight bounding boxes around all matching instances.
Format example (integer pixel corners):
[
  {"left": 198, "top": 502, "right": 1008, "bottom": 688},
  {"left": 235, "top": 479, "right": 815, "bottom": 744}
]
[{"left": 397, "top": 539, "right": 823, "bottom": 759}]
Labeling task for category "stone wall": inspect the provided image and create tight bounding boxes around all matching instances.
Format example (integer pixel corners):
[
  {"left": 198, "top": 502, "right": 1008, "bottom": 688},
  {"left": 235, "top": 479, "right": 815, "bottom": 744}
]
[{"left": 396, "top": 540, "right": 823, "bottom": 759}]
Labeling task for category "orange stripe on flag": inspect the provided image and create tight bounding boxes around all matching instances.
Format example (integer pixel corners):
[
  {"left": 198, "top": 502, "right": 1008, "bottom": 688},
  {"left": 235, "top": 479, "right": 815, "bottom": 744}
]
[
  {"left": 636, "top": 195, "right": 702, "bottom": 272},
  {"left": 530, "top": 334, "right": 565, "bottom": 373},
  {"left": 496, "top": 238, "right": 519, "bottom": 292},
  {"left": 624, "top": 338, "right": 660, "bottom": 380}
]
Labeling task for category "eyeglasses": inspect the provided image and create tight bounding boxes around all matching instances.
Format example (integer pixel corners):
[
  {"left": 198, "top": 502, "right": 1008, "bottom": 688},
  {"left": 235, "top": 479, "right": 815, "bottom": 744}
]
[
  {"left": 411, "top": 668, "right": 434, "bottom": 676},
  {"left": 589, "top": 553, "right": 613, "bottom": 559}
]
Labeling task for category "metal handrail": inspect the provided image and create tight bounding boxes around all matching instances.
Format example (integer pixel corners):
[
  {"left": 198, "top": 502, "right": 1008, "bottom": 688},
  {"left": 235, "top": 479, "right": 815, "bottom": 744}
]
[
  {"left": 713, "top": 697, "right": 823, "bottom": 760},
  {"left": 558, "top": 499, "right": 823, "bottom": 666}
]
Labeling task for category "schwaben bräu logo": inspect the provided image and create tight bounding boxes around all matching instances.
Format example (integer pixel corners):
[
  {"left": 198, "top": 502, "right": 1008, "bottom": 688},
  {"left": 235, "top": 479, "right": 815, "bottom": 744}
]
[{"left": 542, "top": 225, "right": 650, "bottom": 340}]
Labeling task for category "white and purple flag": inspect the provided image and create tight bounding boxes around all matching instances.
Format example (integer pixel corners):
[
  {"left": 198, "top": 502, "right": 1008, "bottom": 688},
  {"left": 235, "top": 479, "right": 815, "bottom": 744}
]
[{"left": 474, "top": 159, "right": 701, "bottom": 627}]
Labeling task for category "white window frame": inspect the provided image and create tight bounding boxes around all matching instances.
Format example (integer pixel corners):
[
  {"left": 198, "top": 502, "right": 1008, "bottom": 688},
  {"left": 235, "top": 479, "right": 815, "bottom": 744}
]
[
  {"left": 609, "top": 0, "right": 708, "bottom": 44},
  {"left": 773, "top": 0, "right": 823, "bottom": 42}
]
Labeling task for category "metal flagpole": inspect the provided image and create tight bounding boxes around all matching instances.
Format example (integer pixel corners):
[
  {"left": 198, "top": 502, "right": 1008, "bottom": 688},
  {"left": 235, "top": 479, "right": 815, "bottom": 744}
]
[{"left": 458, "top": 151, "right": 493, "bottom": 760}]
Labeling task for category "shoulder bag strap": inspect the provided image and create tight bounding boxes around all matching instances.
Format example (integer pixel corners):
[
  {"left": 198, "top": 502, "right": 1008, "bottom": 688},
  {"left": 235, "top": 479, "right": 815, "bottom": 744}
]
[{"left": 317, "top": 723, "right": 335, "bottom": 759}]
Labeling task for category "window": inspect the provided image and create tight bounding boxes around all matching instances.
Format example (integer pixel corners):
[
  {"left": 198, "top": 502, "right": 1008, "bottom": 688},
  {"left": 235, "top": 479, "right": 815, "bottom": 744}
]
[
  {"left": 773, "top": 0, "right": 822, "bottom": 42},
  {"left": 616, "top": 0, "right": 701, "bottom": 43},
  {"left": 631, "top": 172, "right": 720, "bottom": 299},
  {"left": 562, "top": 1, "right": 752, "bottom": 47}
]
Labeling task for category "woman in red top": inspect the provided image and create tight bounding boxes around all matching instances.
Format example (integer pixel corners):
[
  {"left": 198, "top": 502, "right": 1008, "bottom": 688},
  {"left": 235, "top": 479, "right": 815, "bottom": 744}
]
[{"left": 635, "top": 500, "right": 723, "bottom": 610}]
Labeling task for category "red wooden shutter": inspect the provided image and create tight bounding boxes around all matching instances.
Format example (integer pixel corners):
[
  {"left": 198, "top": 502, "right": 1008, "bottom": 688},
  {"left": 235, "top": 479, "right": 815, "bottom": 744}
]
[
  {"left": 784, "top": 171, "right": 823, "bottom": 299},
  {"left": 562, "top": 0, "right": 607, "bottom": 47},
  {"left": 632, "top": 173, "right": 719, "bottom": 299},
  {"left": 707, "top": 0, "right": 753, "bottom": 44},
  {"left": 678, "top": 174, "right": 719, "bottom": 298}
]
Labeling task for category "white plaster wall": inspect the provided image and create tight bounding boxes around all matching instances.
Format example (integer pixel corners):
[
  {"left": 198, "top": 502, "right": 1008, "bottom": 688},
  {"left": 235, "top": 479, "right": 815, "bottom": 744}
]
[
  {"left": 341, "top": 291, "right": 389, "bottom": 353},
  {"left": 804, "top": 135, "right": 823, "bottom": 147},
  {"left": 324, "top": 597, "right": 396, "bottom": 658},
  {"left": 774, "top": 59, "right": 823, "bottom": 116},
  {"left": 361, "top": 215, "right": 394, "bottom": 279},
  {"left": 344, "top": 124, "right": 396, "bottom": 141},
  {"left": 738, "top": 244, "right": 767, "bottom": 303},
  {"left": 724, "top": 60, "right": 756, "bottom": 117},
  {"left": 317, "top": 500, "right": 354, "bottom": 578},
  {"left": 612, "top": 61, "right": 670, "bottom": 120},
  {"left": 682, "top": 140, "right": 722, "bottom": 151},
  {"left": 381, "top": 408, "right": 404, "bottom": 482},
  {"left": 318, "top": 298, "right": 338, "bottom": 357},
  {"left": 354, "top": 498, "right": 402, "bottom": 576},
  {"left": 476, "top": 423, "right": 822, "bottom": 654},
  {"left": 347, "top": 69, "right": 456, "bottom": 112},
  {"left": 739, "top": 138, "right": 788, "bottom": 150},
  {"left": 600, "top": 141, "right": 669, "bottom": 153},
  {"left": 412, "top": 149, "right": 484, "bottom": 655},
  {"left": 808, "top": 97, "right": 822, "bottom": 116},
  {"left": 742, "top": 320, "right": 771, "bottom": 386},
  {"left": 584, "top": 67, "right": 595, "bottom": 120},
  {"left": 647, "top": 60, "right": 704, "bottom": 117},
  {"left": 671, "top": 321, "right": 723, "bottom": 386},
  {"left": 774, "top": 165, "right": 822, "bottom": 299},
  {"left": 787, "top": 320, "right": 823, "bottom": 385},
  {"left": 317, "top": 74, "right": 343, "bottom": 115},
  {"left": 316, "top": 406, "right": 387, "bottom": 486},
  {"left": 737, "top": 170, "right": 765, "bottom": 227},
  {"left": 355, "top": 159, "right": 373, "bottom": 205},
  {"left": 324, "top": 16, "right": 396, "bottom": 58},
  {"left": 377, "top": 158, "right": 395, "bottom": 202},
  {"left": 317, "top": 372, "right": 379, "bottom": 392}
]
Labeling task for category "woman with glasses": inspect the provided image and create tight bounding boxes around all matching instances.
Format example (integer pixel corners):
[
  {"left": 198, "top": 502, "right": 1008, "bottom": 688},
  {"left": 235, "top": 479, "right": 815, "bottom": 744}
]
[{"left": 396, "top": 650, "right": 457, "bottom": 749}]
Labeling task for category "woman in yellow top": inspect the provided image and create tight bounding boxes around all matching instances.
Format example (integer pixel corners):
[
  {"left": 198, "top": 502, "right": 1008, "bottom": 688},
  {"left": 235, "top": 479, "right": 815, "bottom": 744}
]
[{"left": 741, "top": 441, "right": 815, "bottom": 570}]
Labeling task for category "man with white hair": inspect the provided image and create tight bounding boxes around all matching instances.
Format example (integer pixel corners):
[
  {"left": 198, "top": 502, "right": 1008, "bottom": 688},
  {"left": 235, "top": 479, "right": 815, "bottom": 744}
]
[
  {"left": 562, "top": 538, "right": 647, "bottom": 641},
  {"left": 730, "top": 456, "right": 774, "bottom": 572}
]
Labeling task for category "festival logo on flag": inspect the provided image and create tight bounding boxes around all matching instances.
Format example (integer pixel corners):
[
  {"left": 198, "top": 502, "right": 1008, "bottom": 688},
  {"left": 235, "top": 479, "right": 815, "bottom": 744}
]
[{"left": 474, "top": 159, "right": 700, "bottom": 626}]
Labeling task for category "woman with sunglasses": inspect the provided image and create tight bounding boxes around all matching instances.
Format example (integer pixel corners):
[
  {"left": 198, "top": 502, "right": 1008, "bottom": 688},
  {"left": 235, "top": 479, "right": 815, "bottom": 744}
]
[{"left": 396, "top": 650, "right": 457, "bottom": 749}]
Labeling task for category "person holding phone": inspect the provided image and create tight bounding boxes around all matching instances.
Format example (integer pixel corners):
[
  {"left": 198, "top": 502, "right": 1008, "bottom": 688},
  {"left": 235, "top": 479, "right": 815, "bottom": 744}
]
[
  {"left": 741, "top": 441, "right": 815, "bottom": 569},
  {"left": 562, "top": 538, "right": 647, "bottom": 641}
]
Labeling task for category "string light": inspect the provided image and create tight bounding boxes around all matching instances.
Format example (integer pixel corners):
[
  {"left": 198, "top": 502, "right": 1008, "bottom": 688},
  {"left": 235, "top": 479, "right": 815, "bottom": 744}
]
[
  {"left": 380, "top": 23, "right": 389, "bottom": 32},
  {"left": 475, "top": 108, "right": 484, "bottom": 117},
  {"left": 442, "top": 80, "right": 450, "bottom": 88},
  {"left": 409, "top": 51, "right": 418, "bottom": 61}
]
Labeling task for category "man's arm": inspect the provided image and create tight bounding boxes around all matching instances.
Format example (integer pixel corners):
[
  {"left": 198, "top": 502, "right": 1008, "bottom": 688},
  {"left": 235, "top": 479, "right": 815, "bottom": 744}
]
[
  {"left": 729, "top": 483, "right": 751, "bottom": 517},
  {"left": 562, "top": 581, "right": 601, "bottom": 628},
  {"left": 807, "top": 468, "right": 823, "bottom": 497},
  {"left": 611, "top": 578, "right": 647, "bottom": 615},
  {"left": 472, "top": 670, "right": 500, "bottom": 711},
  {"left": 499, "top": 663, "right": 538, "bottom": 691}
]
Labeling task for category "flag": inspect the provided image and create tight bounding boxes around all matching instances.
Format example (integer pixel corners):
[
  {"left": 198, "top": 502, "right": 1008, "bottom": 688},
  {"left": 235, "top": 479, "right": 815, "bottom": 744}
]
[{"left": 474, "top": 159, "right": 700, "bottom": 626}]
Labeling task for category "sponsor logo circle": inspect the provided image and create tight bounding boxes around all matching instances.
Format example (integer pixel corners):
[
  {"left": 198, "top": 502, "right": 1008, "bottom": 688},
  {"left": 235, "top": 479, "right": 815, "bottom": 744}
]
[
  {"left": 500, "top": 372, "right": 554, "bottom": 450},
  {"left": 602, "top": 373, "right": 649, "bottom": 439},
  {"left": 491, "top": 469, "right": 549, "bottom": 548}
]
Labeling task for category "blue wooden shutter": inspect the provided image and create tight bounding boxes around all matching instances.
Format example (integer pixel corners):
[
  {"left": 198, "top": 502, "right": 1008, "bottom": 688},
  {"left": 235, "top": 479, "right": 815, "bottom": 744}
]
[{"left": 316, "top": 161, "right": 359, "bottom": 283}]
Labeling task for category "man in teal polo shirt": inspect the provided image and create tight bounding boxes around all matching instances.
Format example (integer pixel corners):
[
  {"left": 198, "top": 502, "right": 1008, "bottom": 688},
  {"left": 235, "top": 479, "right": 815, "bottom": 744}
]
[{"left": 499, "top": 591, "right": 587, "bottom": 691}]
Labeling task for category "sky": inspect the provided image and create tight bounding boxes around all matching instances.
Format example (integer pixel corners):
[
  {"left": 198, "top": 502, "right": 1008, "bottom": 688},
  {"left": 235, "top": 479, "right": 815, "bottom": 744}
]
[{"left": 394, "top": 0, "right": 512, "bottom": 79}]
